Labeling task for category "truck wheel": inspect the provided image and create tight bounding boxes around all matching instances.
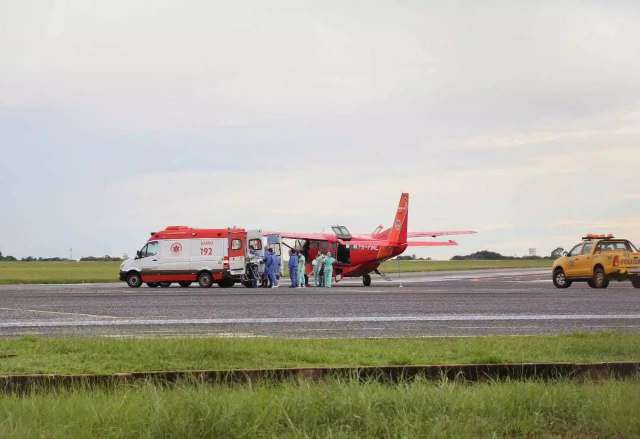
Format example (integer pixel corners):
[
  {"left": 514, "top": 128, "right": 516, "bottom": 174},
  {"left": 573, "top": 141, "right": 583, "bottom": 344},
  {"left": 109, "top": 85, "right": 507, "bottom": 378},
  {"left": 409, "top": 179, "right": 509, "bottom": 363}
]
[
  {"left": 592, "top": 266, "right": 609, "bottom": 289},
  {"left": 631, "top": 277, "right": 640, "bottom": 288},
  {"left": 147, "top": 282, "right": 159, "bottom": 288},
  {"left": 197, "top": 272, "right": 213, "bottom": 288},
  {"left": 552, "top": 268, "right": 571, "bottom": 289},
  {"left": 126, "top": 272, "right": 142, "bottom": 288},
  {"left": 219, "top": 279, "right": 235, "bottom": 288},
  {"left": 159, "top": 282, "right": 171, "bottom": 288},
  {"left": 178, "top": 282, "right": 192, "bottom": 288},
  {"left": 363, "top": 273, "right": 372, "bottom": 287}
]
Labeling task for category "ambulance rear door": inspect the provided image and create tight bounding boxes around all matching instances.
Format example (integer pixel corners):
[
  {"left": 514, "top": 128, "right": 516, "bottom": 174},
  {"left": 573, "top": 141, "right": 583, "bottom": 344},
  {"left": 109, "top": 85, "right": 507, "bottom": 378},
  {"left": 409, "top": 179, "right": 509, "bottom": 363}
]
[
  {"left": 228, "top": 230, "right": 246, "bottom": 275},
  {"left": 266, "top": 234, "right": 283, "bottom": 276}
]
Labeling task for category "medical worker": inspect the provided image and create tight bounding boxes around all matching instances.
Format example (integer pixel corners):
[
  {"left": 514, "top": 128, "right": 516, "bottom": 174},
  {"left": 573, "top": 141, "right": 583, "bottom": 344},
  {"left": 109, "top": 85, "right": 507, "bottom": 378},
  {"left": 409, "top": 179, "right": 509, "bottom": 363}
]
[
  {"left": 264, "top": 248, "right": 277, "bottom": 288},
  {"left": 297, "top": 251, "right": 306, "bottom": 288},
  {"left": 323, "top": 251, "right": 336, "bottom": 288},
  {"left": 288, "top": 250, "right": 299, "bottom": 288},
  {"left": 312, "top": 253, "right": 322, "bottom": 287},
  {"left": 273, "top": 251, "right": 281, "bottom": 287}
]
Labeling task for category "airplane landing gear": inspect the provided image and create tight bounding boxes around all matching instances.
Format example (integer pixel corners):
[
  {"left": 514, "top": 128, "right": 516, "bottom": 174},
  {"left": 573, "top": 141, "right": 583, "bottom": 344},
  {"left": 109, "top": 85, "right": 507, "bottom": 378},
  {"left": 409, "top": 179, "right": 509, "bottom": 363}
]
[{"left": 363, "top": 273, "right": 372, "bottom": 287}]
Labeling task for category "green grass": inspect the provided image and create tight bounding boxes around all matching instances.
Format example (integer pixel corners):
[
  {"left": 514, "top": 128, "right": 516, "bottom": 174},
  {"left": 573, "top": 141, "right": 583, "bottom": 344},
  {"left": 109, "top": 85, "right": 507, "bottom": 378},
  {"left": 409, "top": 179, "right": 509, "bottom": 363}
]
[
  {"left": 1, "top": 378, "right": 639, "bottom": 438},
  {"left": 0, "top": 261, "right": 121, "bottom": 284},
  {"left": 379, "top": 258, "right": 552, "bottom": 273},
  {"left": 0, "top": 259, "right": 550, "bottom": 285},
  {"left": 1, "top": 333, "right": 638, "bottom": 375}
]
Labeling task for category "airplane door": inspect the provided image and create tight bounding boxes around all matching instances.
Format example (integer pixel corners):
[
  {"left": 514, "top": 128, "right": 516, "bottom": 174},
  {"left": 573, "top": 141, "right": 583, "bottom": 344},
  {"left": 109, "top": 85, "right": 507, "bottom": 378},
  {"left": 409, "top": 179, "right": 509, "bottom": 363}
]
[{"left": 337, "top": 243, "right": 350, "bottom": 264}]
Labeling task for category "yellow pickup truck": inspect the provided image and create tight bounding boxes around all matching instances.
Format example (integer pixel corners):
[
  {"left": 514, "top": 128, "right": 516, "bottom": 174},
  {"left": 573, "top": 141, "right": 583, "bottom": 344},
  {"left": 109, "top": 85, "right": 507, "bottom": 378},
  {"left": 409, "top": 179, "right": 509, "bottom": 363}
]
[{"left": 552, "top": 234, "right": 640, "bottom": 289}]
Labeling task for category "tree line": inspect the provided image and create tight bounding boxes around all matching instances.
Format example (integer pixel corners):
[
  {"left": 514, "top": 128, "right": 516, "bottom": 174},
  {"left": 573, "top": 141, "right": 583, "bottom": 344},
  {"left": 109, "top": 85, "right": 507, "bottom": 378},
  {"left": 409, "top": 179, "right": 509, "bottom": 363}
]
[
  {"left": 0, "top": 252, "right": 123, "bottom": 262},
  {"left": 450, "top": 250, "right": 554, "bottom": 260}
]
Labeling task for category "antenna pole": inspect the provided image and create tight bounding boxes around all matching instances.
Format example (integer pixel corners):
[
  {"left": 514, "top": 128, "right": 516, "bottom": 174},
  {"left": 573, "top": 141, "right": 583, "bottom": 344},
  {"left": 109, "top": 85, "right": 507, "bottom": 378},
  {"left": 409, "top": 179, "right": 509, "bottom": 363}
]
[{"left": 397, "top": 257, "right": 403, "bottom": 288}]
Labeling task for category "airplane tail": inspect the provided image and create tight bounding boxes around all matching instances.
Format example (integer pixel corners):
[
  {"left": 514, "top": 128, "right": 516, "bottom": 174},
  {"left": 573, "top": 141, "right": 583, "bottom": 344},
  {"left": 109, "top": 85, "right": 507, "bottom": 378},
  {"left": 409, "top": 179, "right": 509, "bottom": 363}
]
[{"left": 386, "top": 192, "right": 409, "bottom": 244}]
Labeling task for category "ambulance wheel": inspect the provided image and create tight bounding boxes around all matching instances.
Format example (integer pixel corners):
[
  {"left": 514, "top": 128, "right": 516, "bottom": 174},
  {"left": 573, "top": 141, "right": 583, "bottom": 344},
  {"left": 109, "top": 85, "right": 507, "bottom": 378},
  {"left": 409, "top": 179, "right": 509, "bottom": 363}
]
[
  {"left": 126, "top": 272, "right": 142, "bottom": 288},
  {"left": 197, "top": 272, "right": 213, "bottom": 288},
  {"left": 147, "top": 282, "right": 159, "bottom": 288},
  {"left": 363, "top": 274, "right": 372, "bottom": 287},
  {"left": 159, "top": 282, "right": 171, "bottom": 288},
  {"left": 592, "top": 266, "right": 609, "bottom": 289},
  {"left": 219, "top": 279, "right": 235, "bottom": 288},
  {"left": 552, "top": 268, "right": 571, "bottom": 289},
  {"left": 632, "top": 277, "right": 640, "bottom": 288},
  {"left": 178, "top": 282, "right": 192, "bottom": 288}
]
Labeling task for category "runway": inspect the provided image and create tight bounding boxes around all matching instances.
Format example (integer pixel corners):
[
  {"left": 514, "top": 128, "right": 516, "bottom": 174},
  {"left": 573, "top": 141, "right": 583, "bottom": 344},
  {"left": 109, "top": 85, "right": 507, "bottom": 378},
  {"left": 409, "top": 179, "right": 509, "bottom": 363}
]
[{"left": 1, "top": 268, "right": 640, "bottom": 338}]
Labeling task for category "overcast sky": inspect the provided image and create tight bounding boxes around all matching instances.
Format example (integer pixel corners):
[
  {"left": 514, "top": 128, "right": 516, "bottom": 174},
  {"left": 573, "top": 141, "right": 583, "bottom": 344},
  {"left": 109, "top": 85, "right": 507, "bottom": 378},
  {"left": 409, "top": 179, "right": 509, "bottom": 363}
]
[{"left": 1, "top": 0, "right": 639, "bottom": 259}]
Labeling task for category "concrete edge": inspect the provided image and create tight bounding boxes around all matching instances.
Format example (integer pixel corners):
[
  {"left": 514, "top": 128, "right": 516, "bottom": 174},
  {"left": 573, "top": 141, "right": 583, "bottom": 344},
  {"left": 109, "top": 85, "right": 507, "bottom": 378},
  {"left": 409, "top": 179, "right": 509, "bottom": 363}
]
[{"left": 1, "top": 362, "right": 639, "bottom": 393}]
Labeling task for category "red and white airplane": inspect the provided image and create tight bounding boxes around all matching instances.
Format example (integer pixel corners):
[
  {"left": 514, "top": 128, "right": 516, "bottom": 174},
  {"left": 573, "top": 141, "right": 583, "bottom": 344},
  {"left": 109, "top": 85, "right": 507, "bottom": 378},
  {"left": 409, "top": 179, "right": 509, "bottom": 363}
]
[{"left": 268, "top": 193, "right": 476, "bottom": 286}]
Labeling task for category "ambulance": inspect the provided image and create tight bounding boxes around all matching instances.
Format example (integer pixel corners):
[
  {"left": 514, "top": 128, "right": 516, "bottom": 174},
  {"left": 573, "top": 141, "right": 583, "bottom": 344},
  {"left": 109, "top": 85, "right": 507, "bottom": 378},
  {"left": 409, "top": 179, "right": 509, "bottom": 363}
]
[{"left": 119, "top": 226, "right": 281, "bottom": 288}]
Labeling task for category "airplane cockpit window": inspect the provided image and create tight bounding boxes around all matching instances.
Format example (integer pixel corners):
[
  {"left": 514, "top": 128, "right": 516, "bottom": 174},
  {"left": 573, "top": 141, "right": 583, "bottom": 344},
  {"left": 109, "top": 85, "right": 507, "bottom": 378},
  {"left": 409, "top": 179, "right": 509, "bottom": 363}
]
[{"left": 332, "top": 226, "right": 352, "bottom": 240}]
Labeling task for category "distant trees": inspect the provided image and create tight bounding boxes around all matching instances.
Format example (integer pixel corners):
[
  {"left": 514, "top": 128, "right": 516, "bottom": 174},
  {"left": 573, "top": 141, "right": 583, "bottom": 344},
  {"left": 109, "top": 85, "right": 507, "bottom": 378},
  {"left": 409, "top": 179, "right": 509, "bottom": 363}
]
[
  {"left": 79, "top": 255, "right": 123, "bottom": 262},
  {"left": 21, "top": 257, "right": 71, "bottom": 262},
  {"left": 1, "top": 252, "right": 121, "bottom": 262},
  {"left": 550, "top": 247, "right": 565, "bottom": 259},
  {"left": 451, "top": 250, "right": 507, "bottom": 260},
  {"left": 451, "top": 250, "right": 553, "bottom": 261},
  {"left": 0, "top": 251, "right": 17, "bottom": 261},
  {"left": 396, "top": 255, "right": 431, "bottom": 261}
]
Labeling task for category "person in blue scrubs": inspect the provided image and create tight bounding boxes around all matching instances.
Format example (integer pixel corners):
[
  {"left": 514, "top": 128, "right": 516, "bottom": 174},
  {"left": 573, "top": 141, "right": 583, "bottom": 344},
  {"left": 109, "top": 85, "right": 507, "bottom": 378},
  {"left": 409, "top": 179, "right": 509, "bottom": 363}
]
[
  {"left": 288, "top": 250, "right": 299, "bottom": 288},
  {"left": 264, "top": 248, "right": 277, "bottom": 288}
]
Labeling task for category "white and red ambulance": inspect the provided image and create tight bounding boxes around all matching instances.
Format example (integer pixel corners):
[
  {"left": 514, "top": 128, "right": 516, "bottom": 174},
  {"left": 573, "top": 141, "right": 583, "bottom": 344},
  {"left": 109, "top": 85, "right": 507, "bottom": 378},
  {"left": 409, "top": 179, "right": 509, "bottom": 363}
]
[{"left": 119, "top": 226, "right": 249, "bottom": 288}]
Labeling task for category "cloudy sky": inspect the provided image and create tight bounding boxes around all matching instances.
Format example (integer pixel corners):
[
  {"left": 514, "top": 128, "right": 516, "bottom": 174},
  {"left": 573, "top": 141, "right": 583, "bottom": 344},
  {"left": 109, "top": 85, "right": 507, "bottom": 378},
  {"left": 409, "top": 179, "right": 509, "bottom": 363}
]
[{"left": 1, "top": 0, "right": 639, "bottom": 259}]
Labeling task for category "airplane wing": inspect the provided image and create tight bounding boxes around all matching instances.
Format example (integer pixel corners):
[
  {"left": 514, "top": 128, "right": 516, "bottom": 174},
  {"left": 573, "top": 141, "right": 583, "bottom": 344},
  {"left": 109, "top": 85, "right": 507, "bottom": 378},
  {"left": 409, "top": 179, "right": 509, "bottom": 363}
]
[
  {"left": 342, "top": 240, "right": 394, "bottom": 246},
  {"left": 408, "top": 230, "right": 476, "bottom": 238},
  {"left": 406, "top": 240, "right": 458, "bottom": 247},
  {"left": 340, "top": 239, "right": 458, "bottom": 247},
  {"left": 264, "top": 231, "right": 337, "bottom": 242}
]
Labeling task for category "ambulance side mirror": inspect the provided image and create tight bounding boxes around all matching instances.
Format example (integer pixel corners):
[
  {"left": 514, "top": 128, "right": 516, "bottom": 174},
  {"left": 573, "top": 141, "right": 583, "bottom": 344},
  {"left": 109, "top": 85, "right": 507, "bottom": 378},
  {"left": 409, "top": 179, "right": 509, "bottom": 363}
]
[{"left": 136, "top": 251, "right": 142, "bottom": 259}]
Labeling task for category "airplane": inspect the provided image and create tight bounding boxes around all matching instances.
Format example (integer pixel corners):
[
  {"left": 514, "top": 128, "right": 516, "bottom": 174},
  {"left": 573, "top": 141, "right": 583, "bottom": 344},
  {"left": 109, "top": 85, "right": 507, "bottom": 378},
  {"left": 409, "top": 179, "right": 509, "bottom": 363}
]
[{"left": 267, "top": 193, "right": 476, "bottom": 286}]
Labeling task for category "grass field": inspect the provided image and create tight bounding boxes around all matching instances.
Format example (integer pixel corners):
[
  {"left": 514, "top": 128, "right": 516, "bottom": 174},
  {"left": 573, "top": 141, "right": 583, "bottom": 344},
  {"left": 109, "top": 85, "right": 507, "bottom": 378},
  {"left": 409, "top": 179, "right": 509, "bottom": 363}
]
[
  {"left": 379, "top": 258, "right": 552, "bottom": 272},
  {"left": 0, "top": 261, "right": 121, "bottom": 285},
  {"left": 0, "top": 333, "right": 638, "bottom": 375},
  {"left": 1, "top": 334, "right": 638, "bottom": 437},
  {"left": 0, "top": 259, "right": 550, "bottom": 285},
  {"left": 1, "top": 379, "right": 638, "bottom": 438}
]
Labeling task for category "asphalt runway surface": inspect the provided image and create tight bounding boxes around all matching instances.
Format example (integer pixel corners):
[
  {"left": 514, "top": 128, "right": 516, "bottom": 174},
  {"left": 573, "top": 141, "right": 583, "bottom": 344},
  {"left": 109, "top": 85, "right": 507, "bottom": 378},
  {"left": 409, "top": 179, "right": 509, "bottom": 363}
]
[{"left": 1, "top": 268, "right": 640, "bottom": 338}]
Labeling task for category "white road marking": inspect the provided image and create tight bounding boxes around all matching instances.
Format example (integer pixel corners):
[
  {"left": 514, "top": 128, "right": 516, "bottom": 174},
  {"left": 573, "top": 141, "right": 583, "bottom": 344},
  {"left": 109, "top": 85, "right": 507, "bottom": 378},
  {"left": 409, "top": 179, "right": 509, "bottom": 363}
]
[
  {"left": 0, "top": 307, "right": 121, "bottom": 319},
  {"left": 2, "top": 313, "right": 640, "bottom": 328}
]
